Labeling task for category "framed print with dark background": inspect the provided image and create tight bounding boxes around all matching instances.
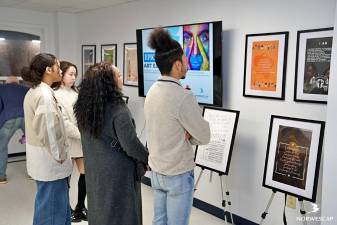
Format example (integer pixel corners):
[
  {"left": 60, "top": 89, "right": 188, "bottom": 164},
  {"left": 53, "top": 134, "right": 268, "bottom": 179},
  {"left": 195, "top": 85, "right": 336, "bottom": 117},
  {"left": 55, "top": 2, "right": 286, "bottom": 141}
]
[
  {"left": 263, "top": 115, "right": 325, "bottom": 202},
  {"left": 294, "top": 27, "right": 333, "bottom": 104},
  {"left": 82, "top": 45, "right": 96, "bottom": 78}
]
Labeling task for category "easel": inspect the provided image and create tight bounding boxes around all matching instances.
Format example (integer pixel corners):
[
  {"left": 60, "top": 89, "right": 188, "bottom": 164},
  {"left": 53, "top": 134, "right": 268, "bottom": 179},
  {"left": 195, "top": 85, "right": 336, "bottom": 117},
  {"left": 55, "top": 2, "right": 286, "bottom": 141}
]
[
  {"left": 194, "top": 166, "right": 235, "bottom": 225},
  {"left": 259, "top": 190, "right": 307, "bottom": 225}
]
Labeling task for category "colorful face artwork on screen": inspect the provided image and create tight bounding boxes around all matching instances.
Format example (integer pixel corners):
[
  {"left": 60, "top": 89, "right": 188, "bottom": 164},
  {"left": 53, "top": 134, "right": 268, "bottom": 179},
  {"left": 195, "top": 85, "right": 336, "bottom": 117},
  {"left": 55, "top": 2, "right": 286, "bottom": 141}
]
[{"left": 183, "top": 23, "right": 210, "bottom": 71}]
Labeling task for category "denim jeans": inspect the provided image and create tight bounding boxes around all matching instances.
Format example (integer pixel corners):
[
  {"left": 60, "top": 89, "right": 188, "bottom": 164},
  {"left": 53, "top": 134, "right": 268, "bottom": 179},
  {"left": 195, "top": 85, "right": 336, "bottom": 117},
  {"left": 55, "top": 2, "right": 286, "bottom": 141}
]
[
  {"left": 33, "top": 178, "right": 71, "bottom": 225},
  {"left": 0, "top": 118, "right": 25, "bottom": 179},
  {"left": 151, "top": 170, "right": 194, "bottom": 225}
]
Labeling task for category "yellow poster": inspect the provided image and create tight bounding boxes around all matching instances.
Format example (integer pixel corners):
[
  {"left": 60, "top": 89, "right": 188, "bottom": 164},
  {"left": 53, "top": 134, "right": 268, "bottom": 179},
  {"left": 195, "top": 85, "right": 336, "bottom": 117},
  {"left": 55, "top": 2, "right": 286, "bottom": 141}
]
[{"left": 251, "top": 40, "right": 279, "bottom": 91}]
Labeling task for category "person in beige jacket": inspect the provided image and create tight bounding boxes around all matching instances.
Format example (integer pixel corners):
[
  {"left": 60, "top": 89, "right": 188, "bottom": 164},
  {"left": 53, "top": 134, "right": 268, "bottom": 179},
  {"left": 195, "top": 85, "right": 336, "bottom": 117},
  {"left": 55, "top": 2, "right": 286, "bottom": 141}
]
[
  {"left": 144, "top": 28, "right": 210, "bottom": 225},
  {"left": 22, "top": 53, "right": 72, "bottom": 225},
  {"left": 53, "top": 61, "right": 87, "bottom": 222}
]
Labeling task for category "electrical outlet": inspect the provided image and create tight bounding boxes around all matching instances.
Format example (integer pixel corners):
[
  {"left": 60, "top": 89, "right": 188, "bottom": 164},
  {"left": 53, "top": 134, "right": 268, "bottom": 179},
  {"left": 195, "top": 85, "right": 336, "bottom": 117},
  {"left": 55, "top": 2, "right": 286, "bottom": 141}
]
[{"left": 287, "top": 195, "right": 297, "bottom": 209}]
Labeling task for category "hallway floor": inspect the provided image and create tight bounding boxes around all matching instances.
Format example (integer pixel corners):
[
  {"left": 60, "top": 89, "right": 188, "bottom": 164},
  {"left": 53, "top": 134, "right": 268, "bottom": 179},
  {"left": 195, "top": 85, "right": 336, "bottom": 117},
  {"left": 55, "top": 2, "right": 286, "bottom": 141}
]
[{"left": 0, "top": 159, "right": 225, "bottom": 225}]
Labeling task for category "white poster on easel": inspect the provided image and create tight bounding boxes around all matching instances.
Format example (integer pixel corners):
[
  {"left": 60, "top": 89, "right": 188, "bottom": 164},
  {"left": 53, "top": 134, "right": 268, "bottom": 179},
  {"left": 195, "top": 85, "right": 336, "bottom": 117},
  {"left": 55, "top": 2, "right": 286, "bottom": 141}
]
[{"left": 195, "top": 107, "right": 240, "bottom": 174}]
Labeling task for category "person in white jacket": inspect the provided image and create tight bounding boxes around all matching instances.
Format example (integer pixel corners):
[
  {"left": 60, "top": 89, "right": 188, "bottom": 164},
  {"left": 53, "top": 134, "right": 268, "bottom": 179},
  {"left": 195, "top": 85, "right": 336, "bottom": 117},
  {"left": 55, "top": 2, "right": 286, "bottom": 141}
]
[
  {"left": 53, "top": 61, "right": 87, "bottom": 222},
  {"left": 22, "top": 53, "right": 73, "bottom": 225}
]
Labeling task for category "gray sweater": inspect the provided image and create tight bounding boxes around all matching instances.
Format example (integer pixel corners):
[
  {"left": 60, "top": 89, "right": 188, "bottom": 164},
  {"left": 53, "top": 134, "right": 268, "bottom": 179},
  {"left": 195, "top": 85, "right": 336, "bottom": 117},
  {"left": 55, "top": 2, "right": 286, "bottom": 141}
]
[{"left": 144, "top": 76, "right": 211, "bottom": 176}]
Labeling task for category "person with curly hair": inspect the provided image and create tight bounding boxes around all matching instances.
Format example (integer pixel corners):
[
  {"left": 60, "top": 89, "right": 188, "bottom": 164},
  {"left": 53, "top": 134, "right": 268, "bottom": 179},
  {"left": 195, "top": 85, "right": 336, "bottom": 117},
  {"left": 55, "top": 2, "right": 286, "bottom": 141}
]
[
  {"left": 74, "top": 62, "right": 148, "bottom": 225},
  {"left": 144, "top": 28, "right": 211, "bottom": 225},
  {"left": 22, "top": 53, "right": 73, "bottom": 225},
  {"left": 53, "top": 61, "right": 87, "bottom": 222}
]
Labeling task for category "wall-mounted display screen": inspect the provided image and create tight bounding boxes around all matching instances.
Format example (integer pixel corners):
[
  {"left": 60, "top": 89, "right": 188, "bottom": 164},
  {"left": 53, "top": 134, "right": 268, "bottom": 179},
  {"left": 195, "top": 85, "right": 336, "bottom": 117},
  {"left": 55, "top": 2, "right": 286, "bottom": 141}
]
[{"left": 136, "top": 21, "right": 222, "bottom": 106}]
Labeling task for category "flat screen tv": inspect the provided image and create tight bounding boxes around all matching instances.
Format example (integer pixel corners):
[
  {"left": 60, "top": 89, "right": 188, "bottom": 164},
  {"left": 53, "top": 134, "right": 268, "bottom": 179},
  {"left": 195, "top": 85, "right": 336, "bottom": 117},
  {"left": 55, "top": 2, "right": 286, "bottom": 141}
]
[{"left": 136, "top": 21, "right": 222, "bottom": 107}]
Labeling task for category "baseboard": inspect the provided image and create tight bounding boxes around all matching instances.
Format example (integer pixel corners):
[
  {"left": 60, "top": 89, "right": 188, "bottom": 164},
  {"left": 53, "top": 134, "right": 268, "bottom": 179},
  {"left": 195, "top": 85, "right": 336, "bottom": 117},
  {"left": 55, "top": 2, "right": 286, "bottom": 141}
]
[
  {"left": 8, "top": 152, "right": 26, "bottom": 158},
  {"left": 141, "top": 176, "right": 257, "bottom": 225}
]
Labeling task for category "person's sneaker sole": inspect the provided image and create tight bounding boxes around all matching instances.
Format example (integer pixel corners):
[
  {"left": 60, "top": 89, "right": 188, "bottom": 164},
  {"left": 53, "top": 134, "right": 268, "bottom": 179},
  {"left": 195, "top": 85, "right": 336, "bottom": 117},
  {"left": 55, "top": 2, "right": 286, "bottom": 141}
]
[{"left": 0, "top": 180, "right": 8, "bottom": 184}]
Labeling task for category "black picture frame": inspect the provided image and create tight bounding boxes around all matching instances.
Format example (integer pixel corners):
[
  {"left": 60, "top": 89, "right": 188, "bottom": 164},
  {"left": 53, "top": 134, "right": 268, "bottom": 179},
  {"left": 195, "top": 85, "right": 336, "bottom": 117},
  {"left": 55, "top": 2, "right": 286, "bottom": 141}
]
[
  {"left": 195, "top": 106, "right": 240, "bottom": 175},
  {"left": 81, "top": 45, "right": 96, "bottom": 78},
  {"left": 262, "top": 115, "right": 325, "bottom": 202},
  {"left": 123, "top": 43, "right": 138, "bottom": 87},
  {"left": 243, "top": 32, "right": 289, "bottom": 100},
  {"left": 101, "top": 44, "right": 117, "bottom": 66},
  {"left": 294, "top": 27, "right": 333, "bottom": 104}
]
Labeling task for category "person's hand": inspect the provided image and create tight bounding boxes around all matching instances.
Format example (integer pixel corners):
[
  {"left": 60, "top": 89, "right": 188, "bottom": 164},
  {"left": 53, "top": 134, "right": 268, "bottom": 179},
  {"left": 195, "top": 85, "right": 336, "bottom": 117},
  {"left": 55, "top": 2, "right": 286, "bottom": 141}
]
[
  {"left": 185, "top": 131, "right": 192, "bottom": 140},
  {"left": 19, "top": 135, "right": 26, "bottom": 144}
]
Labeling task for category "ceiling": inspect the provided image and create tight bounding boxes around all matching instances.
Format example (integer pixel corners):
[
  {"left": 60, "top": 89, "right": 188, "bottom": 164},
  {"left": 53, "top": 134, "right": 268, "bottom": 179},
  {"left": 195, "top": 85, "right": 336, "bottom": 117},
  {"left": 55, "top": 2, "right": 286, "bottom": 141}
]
[{"left": 0, "top": 0, "right": 140, "bottom": 13}]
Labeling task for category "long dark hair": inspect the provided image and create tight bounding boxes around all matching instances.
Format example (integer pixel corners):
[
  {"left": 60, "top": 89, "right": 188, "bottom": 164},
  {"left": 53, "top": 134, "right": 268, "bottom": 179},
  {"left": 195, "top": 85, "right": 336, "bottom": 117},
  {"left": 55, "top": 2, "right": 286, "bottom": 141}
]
[
  {"left": 52, "top": 61, "right": 78, "bottom": 91},
  {"left": 21, "top": 53, "right": 57, "bottom": 87},
  {"left": 74, "top": 62, "right": 123, "bottom": 138},
  {"left": 148, "top": 27, "right": 184, "bottom": 75}
]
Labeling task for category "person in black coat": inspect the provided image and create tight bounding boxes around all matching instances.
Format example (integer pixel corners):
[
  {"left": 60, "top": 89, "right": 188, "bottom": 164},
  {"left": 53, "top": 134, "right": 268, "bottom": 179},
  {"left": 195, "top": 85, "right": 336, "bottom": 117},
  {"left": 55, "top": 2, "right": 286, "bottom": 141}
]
[{"left": 74, "top": 62, "right": 148, "bottom": 225}]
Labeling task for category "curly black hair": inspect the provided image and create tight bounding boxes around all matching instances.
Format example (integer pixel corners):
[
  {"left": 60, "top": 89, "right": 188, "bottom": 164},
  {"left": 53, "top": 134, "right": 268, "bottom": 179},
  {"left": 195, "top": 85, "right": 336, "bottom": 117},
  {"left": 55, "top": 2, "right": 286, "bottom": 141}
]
[
  {"left": 148, "top": 27, "right": 184, "bottom": 75},
  {"left": 74, "top": 62, "right": 123, "bottom": 138}
]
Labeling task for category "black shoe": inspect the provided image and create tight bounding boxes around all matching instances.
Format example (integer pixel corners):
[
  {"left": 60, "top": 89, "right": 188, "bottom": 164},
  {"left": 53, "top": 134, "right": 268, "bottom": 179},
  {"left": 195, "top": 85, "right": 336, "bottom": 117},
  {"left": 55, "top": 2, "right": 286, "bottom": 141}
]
[
  {"left": 74, "top": 206, "right": 88, "bottom": 221},
  {"left": 81, "top": 207, "right": 88, "bottom": 221},
  {"left": 71, "top": 208, "right": 82, "bottom": 223}
]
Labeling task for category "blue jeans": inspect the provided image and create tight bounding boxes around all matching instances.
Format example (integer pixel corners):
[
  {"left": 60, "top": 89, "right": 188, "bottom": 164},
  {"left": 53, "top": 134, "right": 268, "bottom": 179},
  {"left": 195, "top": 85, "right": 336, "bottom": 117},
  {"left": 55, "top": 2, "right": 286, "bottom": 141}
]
[
  {"left": 33, "top": 178, "right": 71, "bottom": 225},
  {"left": 0, "top": 118, "right": 25, "bottom": 179},
  {"left": 151, "top": 170, "right": 194, "bottom": 225}
]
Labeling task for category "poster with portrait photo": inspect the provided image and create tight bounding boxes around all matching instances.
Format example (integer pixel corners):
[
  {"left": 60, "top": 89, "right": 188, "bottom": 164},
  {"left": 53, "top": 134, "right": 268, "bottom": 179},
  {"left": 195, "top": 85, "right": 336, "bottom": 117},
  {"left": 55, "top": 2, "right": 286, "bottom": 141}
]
[
  {"left": 183, "top": 23, "right": 210, "bottom": 71},
  {"left": 195, "top": 107, "right": 240, "bottom": 175},
  {"left": 294, "top": 28, "right": 333, "bottom": 104},
  {"left": 82, "top": 45, "right": 96, "bottom": 78},
  {"left": 243, "top": 32, "right": 288, "bottom": 99},
  {"left": 263, "top": 115, "right": 325, "bottom": 202},
  {"left": 123, "top": 43, "right": 138, "bottom": 87}
]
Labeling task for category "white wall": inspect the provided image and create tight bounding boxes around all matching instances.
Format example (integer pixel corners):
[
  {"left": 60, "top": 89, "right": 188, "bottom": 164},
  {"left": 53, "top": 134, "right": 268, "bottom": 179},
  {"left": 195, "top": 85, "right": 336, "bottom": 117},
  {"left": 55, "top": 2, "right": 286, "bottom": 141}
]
[
  {"left": 0, "top": 7, "right": 57, "bottom": 54},
  {"left": 56, "top": 12, "right": 79, "bottom": 63},
  {"left": 76, "top": 0, "right": 335, "bottom": 224},
  {"left": 0, "top": 7, "right": 78, "bottom": 154},
  {"left": 321, "top": 1, "right": 337, "bottom": 224}
]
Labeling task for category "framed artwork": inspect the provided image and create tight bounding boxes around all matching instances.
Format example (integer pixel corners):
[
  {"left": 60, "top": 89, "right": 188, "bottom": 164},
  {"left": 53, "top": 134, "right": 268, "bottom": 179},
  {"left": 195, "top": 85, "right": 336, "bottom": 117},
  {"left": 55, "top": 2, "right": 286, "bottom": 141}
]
[
  {"left": 263, "top": 115, "right": 325, "bottom": 202},
  {"left": 294, "top": 27, "right": 333, "bottom": 104},
  {"left": 101, "top": 44, "right": 117, "bottom": 66},
  {"left": 243, "top": 32, "right": 289, "bottom": 99},
  {"left": 123, "top": 43, "right": 138, "bottom": 87},
  {"left": 82, "top": 45, "right": 96, "bottom": 78},
  {"left": 195, "top": 106, "right": 240, "bottom": 175}
]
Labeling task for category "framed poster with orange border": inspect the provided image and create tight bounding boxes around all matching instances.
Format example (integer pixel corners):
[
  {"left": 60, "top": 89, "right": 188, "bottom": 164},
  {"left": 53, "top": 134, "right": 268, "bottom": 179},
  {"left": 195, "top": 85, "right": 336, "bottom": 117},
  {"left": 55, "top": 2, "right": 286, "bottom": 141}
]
[{"left": 243, "top": 32, "right": 289, "bottom": 99}]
